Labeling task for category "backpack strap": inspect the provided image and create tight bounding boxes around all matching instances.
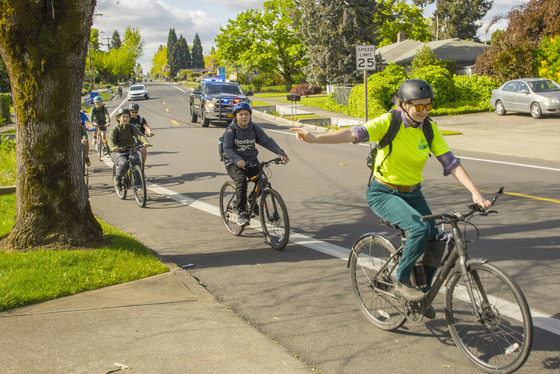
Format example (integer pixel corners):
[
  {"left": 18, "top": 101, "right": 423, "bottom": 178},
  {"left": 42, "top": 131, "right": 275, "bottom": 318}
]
[
  {"left": 367, "top": 110, "right": 402, "bottom": 186},
  {"left": 422, "top": 117, "right": 434, "bottom": 146}
]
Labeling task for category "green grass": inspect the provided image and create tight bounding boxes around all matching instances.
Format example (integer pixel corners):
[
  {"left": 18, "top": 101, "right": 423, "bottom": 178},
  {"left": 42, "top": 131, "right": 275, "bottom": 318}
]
[
  {"left": 0, "top": 137, "right": 16, "bottom": 186},
  {"left": 251, "top": 100, "right": 273, "bottom": 107},
  {"left": 0, "top": 213, "right": 168, "bottom": 310},
  {"left": 254, "top": 92, "right": 289, "bottom": 98},
  {"left": 0, "top": 140, "right": 169, "bottom": 311}
]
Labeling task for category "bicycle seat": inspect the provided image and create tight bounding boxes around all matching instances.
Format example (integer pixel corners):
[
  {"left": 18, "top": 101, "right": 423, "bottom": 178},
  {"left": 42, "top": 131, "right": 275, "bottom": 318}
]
[{"left": 380, "top": 219, "right": 402, "bottom": 230}]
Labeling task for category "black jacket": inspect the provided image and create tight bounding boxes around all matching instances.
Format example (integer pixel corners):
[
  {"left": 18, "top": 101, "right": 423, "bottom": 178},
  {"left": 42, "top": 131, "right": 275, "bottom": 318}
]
[{"left": 222, "top": 120, "right": 285, "bottom": 167}]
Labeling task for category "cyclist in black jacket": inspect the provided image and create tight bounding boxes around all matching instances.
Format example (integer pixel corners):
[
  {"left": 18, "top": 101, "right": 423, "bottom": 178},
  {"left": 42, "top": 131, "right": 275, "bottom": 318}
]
[{"left": 222, "top": 102, "right": 289, "bottom": 226}]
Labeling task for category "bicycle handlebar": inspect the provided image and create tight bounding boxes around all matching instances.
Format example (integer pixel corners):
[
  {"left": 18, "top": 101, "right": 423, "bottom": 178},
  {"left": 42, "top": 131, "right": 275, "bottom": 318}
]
[
  {"left": 420, "top": 187, "right": 504, "bottom": 223},
  {"left": 117, "top": 144, "right": 151, "bottom": 152},
  {"left": 247, "top": 157, "right": 285, "bottom": 168}
]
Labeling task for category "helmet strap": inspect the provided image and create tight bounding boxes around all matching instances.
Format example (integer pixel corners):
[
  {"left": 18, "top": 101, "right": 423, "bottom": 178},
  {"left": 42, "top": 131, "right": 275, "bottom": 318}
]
[{"left": 399, "top": 103, "right": 422, "bottom": 127}]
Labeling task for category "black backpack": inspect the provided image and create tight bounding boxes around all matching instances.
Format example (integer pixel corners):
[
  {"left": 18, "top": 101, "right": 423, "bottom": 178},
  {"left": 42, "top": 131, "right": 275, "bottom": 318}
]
[
  {"left": 218, "top": 125, "right": 237, "bottom": 161},
  {"left": 367, "top": 109, "right": 434, "bottom": 185}
]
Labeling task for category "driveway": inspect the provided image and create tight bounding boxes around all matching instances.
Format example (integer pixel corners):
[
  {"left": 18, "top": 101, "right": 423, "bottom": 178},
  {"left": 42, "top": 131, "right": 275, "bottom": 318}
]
[{"left": 433, "top": 112, "right": 560, "bottom": 162}]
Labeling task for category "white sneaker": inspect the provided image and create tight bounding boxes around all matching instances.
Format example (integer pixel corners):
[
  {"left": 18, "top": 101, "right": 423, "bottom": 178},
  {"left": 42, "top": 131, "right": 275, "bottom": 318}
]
[{"left": 237, "top": 212, "right": 249, "bottom": 226}]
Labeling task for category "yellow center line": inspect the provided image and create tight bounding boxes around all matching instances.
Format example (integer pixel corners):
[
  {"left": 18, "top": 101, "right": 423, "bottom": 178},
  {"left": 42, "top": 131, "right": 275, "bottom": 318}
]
[
  {"left": 172, "top": 120, "right": 180, "bottom": 126},
  {"left": 450, "top": 185, "right": 560, "bottom": 204},
  {"left": 166, "top": 108, "right": 169, "bottom": 112}
]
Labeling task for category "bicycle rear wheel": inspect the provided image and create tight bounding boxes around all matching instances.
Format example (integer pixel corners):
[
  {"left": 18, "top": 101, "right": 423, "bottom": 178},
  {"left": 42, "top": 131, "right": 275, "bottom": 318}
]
[
  {"left": 131, "top": 165, "right": 146, "bottom": 207},
  {"left": 219, "top": 180, "right": 244, "bottom": 236},
  {"left": 113, "top": 164, "right": 127, "bottom": 199},
  {"left": 445, "top": 262, "right": 533, "bottom": 373},
  {"left": 349, "top": 234, "right": 406, "bottom": 330},
  {"left": 259, "top": 188, "right": 289, "bottom": 250}
]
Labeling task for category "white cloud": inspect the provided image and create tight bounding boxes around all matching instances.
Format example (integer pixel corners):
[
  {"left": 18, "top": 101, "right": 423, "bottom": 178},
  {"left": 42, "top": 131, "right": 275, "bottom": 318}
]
[{"left": 93, "top": 0, "right": 222, "bottom": 72}]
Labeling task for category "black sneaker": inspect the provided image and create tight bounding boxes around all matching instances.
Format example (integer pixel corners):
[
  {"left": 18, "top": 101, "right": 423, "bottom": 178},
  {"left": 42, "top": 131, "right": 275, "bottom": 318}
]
[
  {"left": 423, "top": 305, "right": 436, "bottom": 319},
  {"left": 394, "top": 279, "right": 425, "bottom": 302}
]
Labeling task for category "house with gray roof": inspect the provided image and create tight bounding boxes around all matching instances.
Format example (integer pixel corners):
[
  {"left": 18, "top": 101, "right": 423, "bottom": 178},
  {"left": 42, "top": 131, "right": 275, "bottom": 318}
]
[{"left": 376, "top": 37, "right": 491, "bottom": 75}]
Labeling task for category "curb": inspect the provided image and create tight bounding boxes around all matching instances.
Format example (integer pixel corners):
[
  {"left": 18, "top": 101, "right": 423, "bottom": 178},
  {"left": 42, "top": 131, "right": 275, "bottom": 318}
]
[
  {"left": 252, "top": 109, "right": 329, "bottom": 133},
  {"left": 0, "top": 185, "right": 15, "bottom": 195}
]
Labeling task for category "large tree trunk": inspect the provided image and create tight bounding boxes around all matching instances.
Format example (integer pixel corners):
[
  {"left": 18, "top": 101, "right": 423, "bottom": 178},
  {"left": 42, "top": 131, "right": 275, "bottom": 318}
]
[{"left": 0, "top": 1, "right": 103, "bottom": 249}]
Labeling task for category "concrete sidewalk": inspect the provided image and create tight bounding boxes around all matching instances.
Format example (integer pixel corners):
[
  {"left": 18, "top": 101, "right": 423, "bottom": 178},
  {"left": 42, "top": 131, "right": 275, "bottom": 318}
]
[{"left": 0, "top": 266, "right": 314, "bottom": 374}]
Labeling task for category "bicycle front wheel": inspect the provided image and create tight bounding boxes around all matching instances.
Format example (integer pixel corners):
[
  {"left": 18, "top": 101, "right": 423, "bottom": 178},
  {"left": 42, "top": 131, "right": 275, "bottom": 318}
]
[
  {"left": 259, "top": 188, "right": 289, "bottom": 250},
  {"left": 131, "top": 165, "right": 146, "bottom": 207},
  {"left": 97, "top": 133, "right": 103, "bottom": 161},
  {"left": 219, "top": 181, "right": 244, "bottom": 236},
  {"left": 349, "top": 234, "right": 406, "bottom": 331},
  {"left": 113, "top": 164, "right": 127, "bottom": 199},
  {"left": 445, "top": 262, "right": 533, "bottom": 373}
]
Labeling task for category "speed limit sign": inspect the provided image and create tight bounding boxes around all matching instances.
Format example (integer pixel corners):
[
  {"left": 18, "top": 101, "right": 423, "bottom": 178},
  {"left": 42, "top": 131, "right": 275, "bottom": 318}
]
[{"left": 356, "top": 45, "right": 376, "bottom": 71}]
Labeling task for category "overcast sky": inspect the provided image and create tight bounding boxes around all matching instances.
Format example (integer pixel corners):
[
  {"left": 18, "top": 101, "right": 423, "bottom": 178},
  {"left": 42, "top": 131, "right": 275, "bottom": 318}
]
[{"left": 92, "top": 0, "right": 529, "bottom": 74}]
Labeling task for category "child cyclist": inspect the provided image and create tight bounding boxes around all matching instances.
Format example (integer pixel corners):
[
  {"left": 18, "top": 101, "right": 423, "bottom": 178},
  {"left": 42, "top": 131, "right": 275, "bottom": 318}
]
[
  {"left": 108, "top": 107, "right": 150, "bottom": 191},
  {"left": 128, "top": 102, "right": 154, "bottom": 164},
  {"left": 222, "top": 102, "right": 289, "bottom": 226},
  {"left": 89, "top": 95, "right": 110, "bottom": 149}
]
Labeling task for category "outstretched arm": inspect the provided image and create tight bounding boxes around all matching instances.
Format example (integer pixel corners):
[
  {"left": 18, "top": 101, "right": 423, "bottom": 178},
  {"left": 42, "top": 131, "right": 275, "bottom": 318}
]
[
  {"left": 449, "top": 165, "right": 492, "bottom": 208},
  {"left": 289, "top": 128, "right": 356, "bottom": 144}
]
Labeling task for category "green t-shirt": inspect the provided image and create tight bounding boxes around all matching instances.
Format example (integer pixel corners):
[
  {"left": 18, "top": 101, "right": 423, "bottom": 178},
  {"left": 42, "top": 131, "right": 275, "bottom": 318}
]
[{"left": 364, "top": 113, "right": 450, "bottom": 186}]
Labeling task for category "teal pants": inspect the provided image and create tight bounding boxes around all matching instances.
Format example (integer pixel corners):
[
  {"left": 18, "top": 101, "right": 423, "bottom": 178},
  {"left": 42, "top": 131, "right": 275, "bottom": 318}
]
[{"left": 366, "top": 180, "right": 438, "bottom": 281}]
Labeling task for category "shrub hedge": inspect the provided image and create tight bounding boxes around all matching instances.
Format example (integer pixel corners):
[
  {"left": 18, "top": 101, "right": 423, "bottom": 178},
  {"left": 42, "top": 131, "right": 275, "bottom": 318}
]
[{"left": 342, "top": 63, "right": 498, "bottom": 118}]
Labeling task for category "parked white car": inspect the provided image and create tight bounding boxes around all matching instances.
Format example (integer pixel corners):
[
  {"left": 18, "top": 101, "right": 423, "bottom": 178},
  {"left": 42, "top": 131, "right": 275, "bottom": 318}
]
[
  {"left": 127, "top": 84, "right": 149, "bottom": 101},
  {"left": 490, "top": 78, "right": 560, "bottom": 119}
]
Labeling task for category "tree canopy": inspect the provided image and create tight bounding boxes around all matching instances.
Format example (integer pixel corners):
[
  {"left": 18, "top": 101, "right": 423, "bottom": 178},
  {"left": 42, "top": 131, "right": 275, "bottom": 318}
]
[
  {"left": 414, "top": 0, "right": 492, "bottom": 41},
  {"left": 215, "top": 0, "right": 306, "bottom": 90},
  {"left": 90, "top": 26, "right": 145, "bottom": 83},
  {"left": 294, "top": 0, "right": 392, "bottom": 86},
  {"left": 376, "top": 0, "right": 432, "bottom": 47},
  {"left": 474, "top": 0, "right": 560, "bottom": 82},
  {"left": 150, "top": 45, "right": 168, "bottom": 78},
  {"left": 191, "top": 33, "right": 204, "bottom": 69}
]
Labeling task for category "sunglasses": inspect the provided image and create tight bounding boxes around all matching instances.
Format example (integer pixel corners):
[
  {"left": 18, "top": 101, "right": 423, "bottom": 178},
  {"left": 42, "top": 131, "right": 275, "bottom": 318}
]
[
  {"left": 130, "top": 111, "right": 138, "bottom": 114},
  {"left": 412, "top": 103, "right": 434, "bottom": 112}
]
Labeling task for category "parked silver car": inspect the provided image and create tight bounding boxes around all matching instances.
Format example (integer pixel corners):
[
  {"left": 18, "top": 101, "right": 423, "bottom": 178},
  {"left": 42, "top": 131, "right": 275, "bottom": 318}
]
[{"left": 490, "top": 78, "right": 560, "bottom": 119}]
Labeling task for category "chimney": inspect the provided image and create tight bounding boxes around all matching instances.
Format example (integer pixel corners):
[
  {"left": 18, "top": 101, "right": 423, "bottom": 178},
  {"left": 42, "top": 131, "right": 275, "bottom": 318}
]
[{"left": 397, "top": 32, "right": 406, "bottom": 43}]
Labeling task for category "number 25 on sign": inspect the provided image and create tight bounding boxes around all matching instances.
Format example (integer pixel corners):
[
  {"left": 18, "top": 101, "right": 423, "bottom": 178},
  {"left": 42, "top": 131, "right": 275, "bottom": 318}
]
[{"left": 356, "top": 45, "right": 376, "bottom": 71}]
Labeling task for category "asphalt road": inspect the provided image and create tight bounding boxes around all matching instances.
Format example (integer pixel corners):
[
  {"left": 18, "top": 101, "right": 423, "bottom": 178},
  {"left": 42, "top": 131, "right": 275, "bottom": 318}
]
[{"left": 89, "top": 82, "right": 560, "bottom": 373}]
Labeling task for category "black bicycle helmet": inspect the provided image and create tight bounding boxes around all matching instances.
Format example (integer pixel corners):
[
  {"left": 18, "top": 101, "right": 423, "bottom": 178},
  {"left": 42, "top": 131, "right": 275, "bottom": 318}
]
[
  {"left": 116, "top": 107, "right": 131, "bottom": 118},
  {"left": 397, "top": 79, "right": 434, "bottom": 102},
  {"left": 128, "top": 102, "right": 140, "bottom": 111},
  {"left": 233, "top": 102, "right": 252, "bottom": 117}
]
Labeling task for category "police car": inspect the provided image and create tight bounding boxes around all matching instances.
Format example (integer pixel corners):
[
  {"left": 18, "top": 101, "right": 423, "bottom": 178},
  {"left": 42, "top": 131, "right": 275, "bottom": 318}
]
[{"left": 189, "top": 79, "right": 253, "bottom": 127}]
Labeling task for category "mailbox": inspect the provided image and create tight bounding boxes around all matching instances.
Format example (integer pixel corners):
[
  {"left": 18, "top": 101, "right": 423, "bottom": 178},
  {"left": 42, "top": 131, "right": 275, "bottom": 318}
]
[{"left": 286, "top": 94, "right": 301, "bottom": 102}]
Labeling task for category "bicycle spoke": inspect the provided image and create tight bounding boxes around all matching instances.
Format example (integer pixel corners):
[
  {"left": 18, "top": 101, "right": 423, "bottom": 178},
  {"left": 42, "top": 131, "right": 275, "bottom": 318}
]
[
  {"left": 349, "top": 235, "right": 406, "bottom": 330},
  {"left": 446, "top": 263, "right": 533, "bottom": 372}
]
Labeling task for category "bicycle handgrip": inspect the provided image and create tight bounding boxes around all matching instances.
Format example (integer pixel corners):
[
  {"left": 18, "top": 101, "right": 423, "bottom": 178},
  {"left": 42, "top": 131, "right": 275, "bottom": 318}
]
[{"left": 420, "top": 214, "right": 442, "bottom": 222}]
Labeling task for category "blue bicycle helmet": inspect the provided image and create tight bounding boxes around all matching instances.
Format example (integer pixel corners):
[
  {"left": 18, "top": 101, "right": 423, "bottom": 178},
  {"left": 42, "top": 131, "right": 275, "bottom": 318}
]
[
  {"left": 93, "top": 96, "right": 103, "bottom": 103},
  {"left": 233, "top": 102, "right": 252, "bottom": 117}
]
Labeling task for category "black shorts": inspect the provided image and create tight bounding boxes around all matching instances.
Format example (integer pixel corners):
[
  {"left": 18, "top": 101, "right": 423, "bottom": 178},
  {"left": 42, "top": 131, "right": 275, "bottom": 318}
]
[{"left": 94, "top": 122, "right": 107, "bottom": 131}]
